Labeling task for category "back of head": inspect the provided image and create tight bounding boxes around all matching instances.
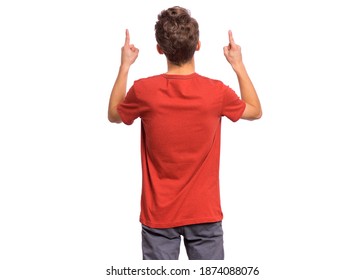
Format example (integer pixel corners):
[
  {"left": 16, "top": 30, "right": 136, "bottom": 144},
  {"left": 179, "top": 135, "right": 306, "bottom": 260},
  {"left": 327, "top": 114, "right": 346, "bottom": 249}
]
[{"left": 155, "top": 6, "right": 199, "bottom": 66}]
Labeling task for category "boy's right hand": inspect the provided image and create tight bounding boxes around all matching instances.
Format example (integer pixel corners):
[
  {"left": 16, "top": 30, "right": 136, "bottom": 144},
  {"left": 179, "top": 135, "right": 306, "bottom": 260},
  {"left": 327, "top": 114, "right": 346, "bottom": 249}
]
[
  {"left": 223, "top": 30, "right": 243, "bottom": 71},
  {"left": 121, "top": 29, "right": 139, "bottom": 67}
]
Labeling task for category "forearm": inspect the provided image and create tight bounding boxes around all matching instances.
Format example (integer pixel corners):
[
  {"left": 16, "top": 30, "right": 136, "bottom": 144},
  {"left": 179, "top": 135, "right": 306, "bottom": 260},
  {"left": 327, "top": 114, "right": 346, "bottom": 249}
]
[
  {"left": 223, "top": 30, "right": 262, "bottom": 120},
  {"left": 235, "top": 64, "right": 259, "bottom": 107},
  {"left": 234, "top": 63, "right": 262, "bottom": 119},
  {"left": 108, "top": 65, "right": 130, "bottom": 123}
]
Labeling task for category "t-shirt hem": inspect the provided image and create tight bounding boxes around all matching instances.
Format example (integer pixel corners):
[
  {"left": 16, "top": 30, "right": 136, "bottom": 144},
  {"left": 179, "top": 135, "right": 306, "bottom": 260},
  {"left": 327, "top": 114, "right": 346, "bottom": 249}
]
[
  {"left": 117, "top": 106, "right": 134, "bottom": 125},
  {"left": 231, "top": 101, "right": 246, "bottom": 122},
  {"left": 140, "top": 216, "right": 223, "bottom": 229}
]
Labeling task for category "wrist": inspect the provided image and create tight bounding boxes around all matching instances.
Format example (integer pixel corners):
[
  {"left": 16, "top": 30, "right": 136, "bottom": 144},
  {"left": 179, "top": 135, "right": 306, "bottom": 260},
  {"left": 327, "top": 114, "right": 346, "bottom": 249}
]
[
  {"left": 119, "top": 63, "right": 131, "bottom": 73},
  {"left": 232, "top": 62, "right": 245, "bottom": 75}
]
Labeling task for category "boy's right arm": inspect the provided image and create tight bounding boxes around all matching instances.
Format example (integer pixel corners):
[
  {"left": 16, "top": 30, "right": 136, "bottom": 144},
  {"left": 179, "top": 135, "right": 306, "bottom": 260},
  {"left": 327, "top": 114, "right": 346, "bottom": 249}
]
[
  {"left": 223, "top": 30, "right": 262, "bottom": 120},
  {"left": 108, "top": 29, "right": 139, "bottom": 123}
]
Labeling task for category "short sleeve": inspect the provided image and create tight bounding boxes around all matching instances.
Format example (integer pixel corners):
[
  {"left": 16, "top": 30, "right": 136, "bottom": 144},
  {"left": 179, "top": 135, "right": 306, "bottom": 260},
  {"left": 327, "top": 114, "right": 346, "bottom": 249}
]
[
  {"left": 221, "top": 87, "right": 246, "bottom": 122},
  {"left": 117, "top": 85, "right": 141, "bottom": 125}
]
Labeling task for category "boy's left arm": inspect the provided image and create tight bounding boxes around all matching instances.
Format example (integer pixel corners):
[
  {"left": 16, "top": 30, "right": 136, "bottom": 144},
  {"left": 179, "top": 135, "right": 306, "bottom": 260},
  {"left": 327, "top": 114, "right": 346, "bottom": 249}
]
[{"left": 108, "top": 29, "right": 139, "bottom": 123}]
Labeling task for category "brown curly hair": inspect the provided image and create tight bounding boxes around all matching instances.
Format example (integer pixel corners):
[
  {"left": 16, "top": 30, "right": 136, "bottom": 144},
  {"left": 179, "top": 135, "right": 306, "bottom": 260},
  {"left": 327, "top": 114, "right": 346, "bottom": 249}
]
[{"left": 155, "top": 6, "right": 199, "bottom": 66}]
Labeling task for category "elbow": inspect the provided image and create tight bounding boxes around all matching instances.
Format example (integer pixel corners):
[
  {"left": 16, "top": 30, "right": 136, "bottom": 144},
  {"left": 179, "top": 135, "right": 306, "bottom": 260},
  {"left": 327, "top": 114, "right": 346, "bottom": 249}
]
[
  {"left": 251, "top": 103, "right": 263, "bottom": 120},
  {"left": 241, "top": 106, "right": 263, "bottom": 121},
  {"left": 246, "top": 114, "right": 262, "bottom": 121},
  {"left": 108, "top": 106, "right": 123, "bottom": 123},
  {"left": 253, "top": 109, "right": 263, "bottom": 120},
  {"left": 108, "top": 113, "right": 122, "bottom": 124},
  {"left": 108, "top": 118, "right": 122, "bottom": 124}
]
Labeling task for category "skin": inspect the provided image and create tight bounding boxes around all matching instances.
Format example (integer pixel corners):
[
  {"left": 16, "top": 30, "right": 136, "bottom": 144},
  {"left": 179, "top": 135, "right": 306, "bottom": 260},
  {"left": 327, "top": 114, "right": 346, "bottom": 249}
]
[
  {"left": 108, "top": 29, "right": 139, "bottom": 123},
  {"left": 108, "top": 29, "right": 261, "bottom": 123}
]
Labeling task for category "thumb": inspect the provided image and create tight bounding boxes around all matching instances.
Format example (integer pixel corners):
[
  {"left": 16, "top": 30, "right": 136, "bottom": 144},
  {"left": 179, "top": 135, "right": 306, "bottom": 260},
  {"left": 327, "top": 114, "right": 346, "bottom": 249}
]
[{"left": 223, "top": 46, "right": 229, "bottom": 55}]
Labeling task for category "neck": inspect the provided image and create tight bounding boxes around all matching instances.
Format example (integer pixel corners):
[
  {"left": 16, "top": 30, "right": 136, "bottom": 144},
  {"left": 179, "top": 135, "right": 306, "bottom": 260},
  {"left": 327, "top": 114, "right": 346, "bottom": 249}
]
[{"left": 166, "top": 58, "right": 195, "bottom": 75}]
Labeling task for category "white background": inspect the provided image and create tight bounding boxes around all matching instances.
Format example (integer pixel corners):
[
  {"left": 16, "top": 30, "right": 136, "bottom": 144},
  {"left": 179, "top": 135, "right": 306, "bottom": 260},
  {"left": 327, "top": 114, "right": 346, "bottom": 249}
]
[{"left": 1, "top": 0, "right": 363, "bottom": 279}]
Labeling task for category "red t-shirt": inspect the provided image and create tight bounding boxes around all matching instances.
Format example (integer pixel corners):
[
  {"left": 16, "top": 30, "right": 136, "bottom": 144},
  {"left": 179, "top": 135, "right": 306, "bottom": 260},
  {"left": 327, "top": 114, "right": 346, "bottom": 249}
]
[{"left": 117, "top": 73, "right": 245, "bottom": 228}]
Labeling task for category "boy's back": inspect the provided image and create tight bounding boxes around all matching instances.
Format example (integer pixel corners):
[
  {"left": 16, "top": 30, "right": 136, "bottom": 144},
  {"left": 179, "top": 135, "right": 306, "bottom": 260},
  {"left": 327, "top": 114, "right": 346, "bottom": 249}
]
[
  {"left": 117, "top": 73, "right": 245, "bottom": 228},
  {"left": 107, "top": 6, "right": 261, "bottom": 260}
]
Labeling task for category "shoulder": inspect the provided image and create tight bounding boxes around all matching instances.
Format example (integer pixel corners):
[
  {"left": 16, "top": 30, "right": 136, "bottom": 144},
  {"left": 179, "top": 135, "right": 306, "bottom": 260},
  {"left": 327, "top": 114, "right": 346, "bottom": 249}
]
[
  {"left": 194, "top": 74, "right": 233, "bottom": 95},
  {"left": 134, "top": 74, "right": 164, "bottom": 86},
  {"left": 195, "top": 74, "right": 228, "bottom": 88},
  {"left": 130, "top": 74, "right": 164, "bottom": 95}
]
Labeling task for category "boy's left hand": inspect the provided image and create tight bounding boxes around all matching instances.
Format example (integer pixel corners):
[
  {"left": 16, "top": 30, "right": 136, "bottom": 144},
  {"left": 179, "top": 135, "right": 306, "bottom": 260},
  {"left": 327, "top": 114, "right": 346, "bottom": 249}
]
[
  {"left": 223, "top": 30, "right": 243, "bottom": 71},
  {"left": 121, "top": 29, "right": 139, "bottom": 67}
]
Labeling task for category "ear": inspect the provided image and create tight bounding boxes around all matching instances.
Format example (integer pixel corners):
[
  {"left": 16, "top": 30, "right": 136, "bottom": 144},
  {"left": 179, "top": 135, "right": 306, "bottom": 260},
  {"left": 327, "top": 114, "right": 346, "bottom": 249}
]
[
  {"left": 196, "top": 41, "right": 201, "bottom": 51},
  {"left": 156, "top": 44, "right": 164, "bottom": 54}
]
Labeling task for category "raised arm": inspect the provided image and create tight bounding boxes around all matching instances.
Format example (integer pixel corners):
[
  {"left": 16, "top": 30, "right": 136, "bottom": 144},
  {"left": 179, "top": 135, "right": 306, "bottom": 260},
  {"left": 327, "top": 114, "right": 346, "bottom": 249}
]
[
  {"left": 223, "top": 30, "right": 262, "bottom": 120},
  {"left": 108, "top": 29, "right": 139, "bottom": 123}
]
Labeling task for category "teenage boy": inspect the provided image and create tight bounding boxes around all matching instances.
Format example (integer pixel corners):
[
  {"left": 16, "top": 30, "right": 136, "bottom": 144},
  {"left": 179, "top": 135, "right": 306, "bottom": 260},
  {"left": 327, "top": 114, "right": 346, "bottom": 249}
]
[{"left": 108, "top": 6, "right": 262, "bottom": 260}]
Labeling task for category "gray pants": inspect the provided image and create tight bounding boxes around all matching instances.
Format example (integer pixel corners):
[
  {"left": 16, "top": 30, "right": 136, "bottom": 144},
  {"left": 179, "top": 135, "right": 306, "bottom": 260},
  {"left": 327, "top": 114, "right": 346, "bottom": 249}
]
[{"left": 142, "top": 222, "right": 224, "bottom": 260}]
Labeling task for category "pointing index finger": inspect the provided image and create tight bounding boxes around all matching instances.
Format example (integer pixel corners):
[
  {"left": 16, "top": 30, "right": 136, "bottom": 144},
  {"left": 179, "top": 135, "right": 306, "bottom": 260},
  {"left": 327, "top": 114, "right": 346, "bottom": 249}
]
[
  {"left": 228, "top": 30, "right": 235, "bottom": 45},
  {"left": 124, "top": 29, "right": 130, "bottom": 46}
]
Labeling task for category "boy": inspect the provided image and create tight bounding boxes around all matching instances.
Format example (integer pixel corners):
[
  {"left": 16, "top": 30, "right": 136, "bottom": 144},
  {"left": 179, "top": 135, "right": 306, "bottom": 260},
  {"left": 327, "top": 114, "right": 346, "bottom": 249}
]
[{"left": 108, "top": 6, "right": 262, "bottom": 260}]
